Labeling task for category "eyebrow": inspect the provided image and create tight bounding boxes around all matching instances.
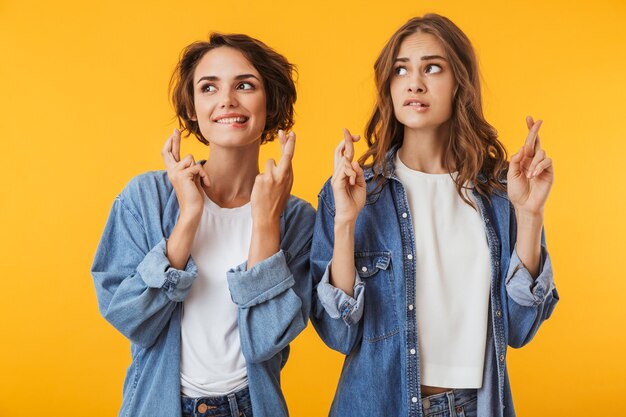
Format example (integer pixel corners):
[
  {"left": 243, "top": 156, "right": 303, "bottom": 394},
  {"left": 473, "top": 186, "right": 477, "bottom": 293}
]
[
  {"left": 394, "top": 55, "right": 447, "bottom": 63},
  {"left": 196, "top": 74, "right": 260, "bottom": 84}
]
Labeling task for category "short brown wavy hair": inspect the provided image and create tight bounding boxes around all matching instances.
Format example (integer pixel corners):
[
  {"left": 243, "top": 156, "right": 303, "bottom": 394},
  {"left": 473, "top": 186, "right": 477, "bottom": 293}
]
[{"left": 169, "top": 33, "right": 297, "bottom": 145}]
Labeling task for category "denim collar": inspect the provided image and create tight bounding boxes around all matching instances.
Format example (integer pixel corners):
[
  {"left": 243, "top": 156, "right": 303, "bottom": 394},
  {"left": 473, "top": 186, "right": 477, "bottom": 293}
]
[{"left": 362, "top": 144, "right": 506, "bottom": 187}]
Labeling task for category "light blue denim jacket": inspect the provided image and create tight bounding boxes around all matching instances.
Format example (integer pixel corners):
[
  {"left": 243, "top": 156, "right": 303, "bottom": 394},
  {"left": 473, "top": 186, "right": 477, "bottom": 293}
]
[
  {"left": 91, "top": 168, "right": 315, "bottom": 417},
  {"left": 310, "top": 148, "right": 559, "bottom": 417}
]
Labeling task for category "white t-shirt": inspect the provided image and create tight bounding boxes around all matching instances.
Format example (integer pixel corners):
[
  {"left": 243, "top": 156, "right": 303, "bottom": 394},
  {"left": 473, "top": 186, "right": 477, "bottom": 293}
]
[
  {"left": 395, "top": 154, "right": 491, "bottom": 388},
  {"left": 180, "top": 193, "right": 251, "bottom": 397}
]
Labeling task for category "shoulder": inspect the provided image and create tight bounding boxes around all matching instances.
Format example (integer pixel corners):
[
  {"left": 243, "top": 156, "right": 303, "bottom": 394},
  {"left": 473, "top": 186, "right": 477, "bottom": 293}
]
[
  {"left": 317, "top": 177, "right": 335, "bottom": 214},
  {"left": 118, "top": 169, "right": 174, "bottom": 212},
  {"left": 284, "top": 194, "right": 316, "bottom": 225},
  {"left": 281, "top": 195, "right": 316, "bottom": 256}
]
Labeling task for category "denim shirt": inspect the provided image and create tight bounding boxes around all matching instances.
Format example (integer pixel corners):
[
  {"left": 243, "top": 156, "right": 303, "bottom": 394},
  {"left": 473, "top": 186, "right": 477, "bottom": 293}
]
[
  {"left": 310, "top": 149, "right": 559, "bottom": 417},
  {"left": 91, "top": 168, "right": 315, "bottom": 417}
]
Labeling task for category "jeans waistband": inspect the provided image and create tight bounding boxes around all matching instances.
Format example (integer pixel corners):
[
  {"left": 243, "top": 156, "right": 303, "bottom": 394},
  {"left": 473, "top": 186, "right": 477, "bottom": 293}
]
[
  {"left": 181, "top": 385, "right": 251, "bottom": 417},
  {"left": 422, "top": 388, "right": 477, "bottom": 415}
]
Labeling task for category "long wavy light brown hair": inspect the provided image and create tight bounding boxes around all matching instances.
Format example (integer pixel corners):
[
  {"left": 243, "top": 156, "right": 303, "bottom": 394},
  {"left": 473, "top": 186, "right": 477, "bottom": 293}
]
[{"left": 359, "top": 14, "right": 508, "bottom": 205}]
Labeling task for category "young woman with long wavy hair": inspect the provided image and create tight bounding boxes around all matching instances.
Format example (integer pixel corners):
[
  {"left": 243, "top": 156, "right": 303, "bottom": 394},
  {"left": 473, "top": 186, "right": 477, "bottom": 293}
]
[{"left": 311, "top": 14, "right": 558, "bottom": 417}]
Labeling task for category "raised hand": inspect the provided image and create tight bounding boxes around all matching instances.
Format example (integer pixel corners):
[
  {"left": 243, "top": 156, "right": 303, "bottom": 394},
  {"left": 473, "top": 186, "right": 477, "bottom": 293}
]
[
  {"left": 247, "top": 130, "right": 295, "bottom": 269},
  {"left": 162, "top": 128, "right": 210, "bottom": 220},
  {"left": 331, "top": 128, "right": 366, "bottom": 225},
  {"left": 507, "top": 116, "right": 554, "bottom": 216},
  {"left": 250, "top": 130, "right": 295, "bottom": 225}
]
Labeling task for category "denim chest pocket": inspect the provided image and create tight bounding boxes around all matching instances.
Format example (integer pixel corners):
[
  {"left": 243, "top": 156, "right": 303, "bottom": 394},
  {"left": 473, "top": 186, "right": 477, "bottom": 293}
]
[{"left": 355, "top": 251, "right": 400, "bottom": 343}]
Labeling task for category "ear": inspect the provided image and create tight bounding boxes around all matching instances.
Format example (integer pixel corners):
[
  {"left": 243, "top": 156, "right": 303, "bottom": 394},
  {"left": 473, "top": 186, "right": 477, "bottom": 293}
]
[{"left": 186, "top": 103, "right": 198, "bottom": 121}]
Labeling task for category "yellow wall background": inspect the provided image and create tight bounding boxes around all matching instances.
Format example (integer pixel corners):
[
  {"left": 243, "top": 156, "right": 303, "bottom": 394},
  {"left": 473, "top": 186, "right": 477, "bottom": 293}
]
[{"left": 1, "top": 0, "right": 625, "bottom": 415}]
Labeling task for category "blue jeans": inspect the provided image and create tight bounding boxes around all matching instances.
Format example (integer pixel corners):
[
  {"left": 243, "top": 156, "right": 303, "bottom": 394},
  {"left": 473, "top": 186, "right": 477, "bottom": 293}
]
[
  {"left": 421, "top": 389, "right": 478, "bottom": 417},
  {"left": 181, "top": 386, "right": 253, "bottom": 417}
]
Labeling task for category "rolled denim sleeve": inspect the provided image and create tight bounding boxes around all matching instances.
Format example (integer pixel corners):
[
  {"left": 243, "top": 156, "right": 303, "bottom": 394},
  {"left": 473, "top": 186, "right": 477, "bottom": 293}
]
[
  {"left": 505, "top": 242, "right": 559, "bottom": 348},
  {"left": 316, "top": 261, "right": 364, "bottom": 326},
  {"left": 227, "top": 250, "right": 295, "bottom": 308},
  {"left": 136, "top": 238, "right": 198, "bottom": 302},
  {"left": 505, "top": 245, "right": 554, "bottom": 307}
]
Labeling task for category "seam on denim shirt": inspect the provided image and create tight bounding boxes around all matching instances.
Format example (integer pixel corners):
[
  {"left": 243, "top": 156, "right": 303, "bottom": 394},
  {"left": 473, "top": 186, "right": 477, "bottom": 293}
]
[
  {"left": 290, "top": 243, "right": 312, "bottom": 263},
  {"left": 319, "top": 188, "right": 336, "bottom": 216},
  {"left": 340, "top": 300, "right": 356, "bottom": 326},
  {"left": 162, "top": 268, "right": 180, "bottom": 292},
  {"left": 117, "top": 194, "right": 146, "bottom": 234}
]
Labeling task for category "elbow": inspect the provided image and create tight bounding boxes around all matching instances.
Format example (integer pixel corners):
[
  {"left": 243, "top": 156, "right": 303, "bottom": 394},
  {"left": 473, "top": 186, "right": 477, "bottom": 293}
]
[
  {"left": 508, "top": 332, "right": 532, "bottom": 349},
  {"left": 102, "top": 308, "right": 159, "bottom": 350},
  {"left": 242, "top": 316, "right": 308, "bottom": 364}
]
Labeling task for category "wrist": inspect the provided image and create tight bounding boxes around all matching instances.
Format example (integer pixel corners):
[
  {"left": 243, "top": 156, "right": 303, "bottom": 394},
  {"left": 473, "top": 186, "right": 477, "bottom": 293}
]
[
  {"left": 334, "top": 216, "right": 358, "bottom": 228},
  {"left": 176, "top": 211, "right": 202, "bottom": 230},
  {"left": 515, "top": 208, "right": 543, "bottom": 226},
  {"left": 252, "top": 217, "right": 280, "bottom": 234},
  {"left": 334, "top": 220, "right": 356, "bottom": 237}
]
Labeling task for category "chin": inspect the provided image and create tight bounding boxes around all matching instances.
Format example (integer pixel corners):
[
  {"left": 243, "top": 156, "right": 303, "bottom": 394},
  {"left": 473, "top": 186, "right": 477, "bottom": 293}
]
[{"left": 211, "top": 134, "right": 261, "bottom": 148}]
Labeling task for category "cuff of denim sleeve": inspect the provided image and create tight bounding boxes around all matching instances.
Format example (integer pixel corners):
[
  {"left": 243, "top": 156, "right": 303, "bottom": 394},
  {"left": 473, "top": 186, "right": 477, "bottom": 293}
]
[
  {"left": 505, "top": 244, "right": 554, "bottom": 307},
  {"left": 136, "top": 238, "right": 198, "bottom": 302},
  {"left": 227, "top": 250, "right": 295, "bottom": 308},
  {"left": 317, "top": 261, "right": 364, "bottom": 326}
]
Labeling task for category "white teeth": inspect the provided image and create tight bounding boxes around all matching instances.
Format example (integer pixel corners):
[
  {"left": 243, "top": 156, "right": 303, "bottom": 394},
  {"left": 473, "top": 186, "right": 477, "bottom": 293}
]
[
  {"left": 216, "top": 117, "right": 247, "bottom": 124},
  {"left": 408, "top": 102, "right": 426, "bottom": 107}
]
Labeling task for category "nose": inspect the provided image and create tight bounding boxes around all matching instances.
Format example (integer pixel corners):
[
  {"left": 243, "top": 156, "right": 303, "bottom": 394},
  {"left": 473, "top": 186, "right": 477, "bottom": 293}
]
[
  {"left": 408, "top": 74, "right": 426, "bottom": 94},
  {"left": 219, "top": 90, "right": 238, "bottom": 108}
]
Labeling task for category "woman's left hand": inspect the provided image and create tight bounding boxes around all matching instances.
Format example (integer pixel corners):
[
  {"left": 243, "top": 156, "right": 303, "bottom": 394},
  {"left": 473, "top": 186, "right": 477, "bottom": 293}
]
[
  {"left": 507, "top": 116, "right": 554, "bottom": 215},
  {"left": 250, "top": 130, "right": 295, "bottom": 227},
  {"left": 247, "top": 130, "right": 295, "bottom": 269}
]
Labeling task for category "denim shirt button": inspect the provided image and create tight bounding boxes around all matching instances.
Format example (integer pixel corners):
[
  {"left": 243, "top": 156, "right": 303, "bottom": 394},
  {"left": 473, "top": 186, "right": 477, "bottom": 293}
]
[
  {"left": 495, "top": 260, "right": 500, "bottom": 267},
  {"left": 408, "top": 304, "right": 414, "bottom": 310},
  {"left": 402, "top": 212, "right": 408, "bottom": 218},
  {"left": 411, "top": 396, "right": 418, "bottom": 403},
  {"left": 496, "top": 310, "right": 502, "bottom": 317},
  {"left": 361, "top": 266, "right": 368, "bottom": 272},
  {"left": 500, "top": 354, "right": 505, "bottom": 362},
  {"left": 485, "top": 218, "right": 490, "bottom": 223},
  {"left": 407, "top": 254, "right": 413, "bottom": 260},
  {"left": 410, "top": 348, "right": 416, "bottom": 355}
]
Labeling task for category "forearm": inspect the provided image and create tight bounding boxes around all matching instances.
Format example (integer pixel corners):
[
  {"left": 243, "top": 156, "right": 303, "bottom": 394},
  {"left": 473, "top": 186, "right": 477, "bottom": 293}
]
[
  {"left": 514, "top": 209, "right": 544, "bottom": 278},
  {"left": 166, "top": 214, "right": 200, "bottom": 270},
  {"left": 247, "top": 220, "right": 280, "bottom": 269},
  {"left": 330, "top": 221, "right": 356, "bottom": 296}
]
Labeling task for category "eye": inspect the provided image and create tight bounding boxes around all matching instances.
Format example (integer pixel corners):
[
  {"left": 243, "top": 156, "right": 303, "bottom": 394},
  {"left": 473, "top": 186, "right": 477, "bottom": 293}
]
[
  {"left": 394, "top": 66, "right": 408, "bottom": 76},
  {"left": 237, "top": 82, "right": 254, "bottom": 90},
  {"left": 425, "top": 64, "right": 442, "bottom": 74},
  {"left": 201, "top": 84, "right": 216, "bottom": 93}
]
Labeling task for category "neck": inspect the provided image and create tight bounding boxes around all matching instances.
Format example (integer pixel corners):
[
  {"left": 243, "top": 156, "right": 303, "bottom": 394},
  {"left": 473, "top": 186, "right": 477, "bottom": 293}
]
[
  {"left": 398, "top": 123, "right": 455, "bottom": 173},
  {"left": 202, "top": 141, "right": 260, "bottom": 208}
]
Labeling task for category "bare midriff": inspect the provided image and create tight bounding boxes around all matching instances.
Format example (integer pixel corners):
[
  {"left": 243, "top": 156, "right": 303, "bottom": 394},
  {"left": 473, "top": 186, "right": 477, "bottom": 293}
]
[{"left": 421, "top": 385, "right": 453, "bottom": 397}]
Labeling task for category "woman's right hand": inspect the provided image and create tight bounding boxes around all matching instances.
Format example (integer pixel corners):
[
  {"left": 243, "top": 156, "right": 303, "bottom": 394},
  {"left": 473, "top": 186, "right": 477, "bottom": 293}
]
[
  {"left": 331, "top": 128, "right": 366, "bottom": 225},
  {"left": 162, "top": 129, "right": 210, "bottom": 221}
]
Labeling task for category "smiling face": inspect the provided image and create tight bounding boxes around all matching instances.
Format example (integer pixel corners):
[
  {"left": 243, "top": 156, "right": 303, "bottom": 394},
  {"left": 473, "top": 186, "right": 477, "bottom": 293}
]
[
  {"left": 390, "top": 32, "right": 456, "bottom": 134},
  {"left": 192, "top": 46, "right": 267, "bottom": 149}
]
